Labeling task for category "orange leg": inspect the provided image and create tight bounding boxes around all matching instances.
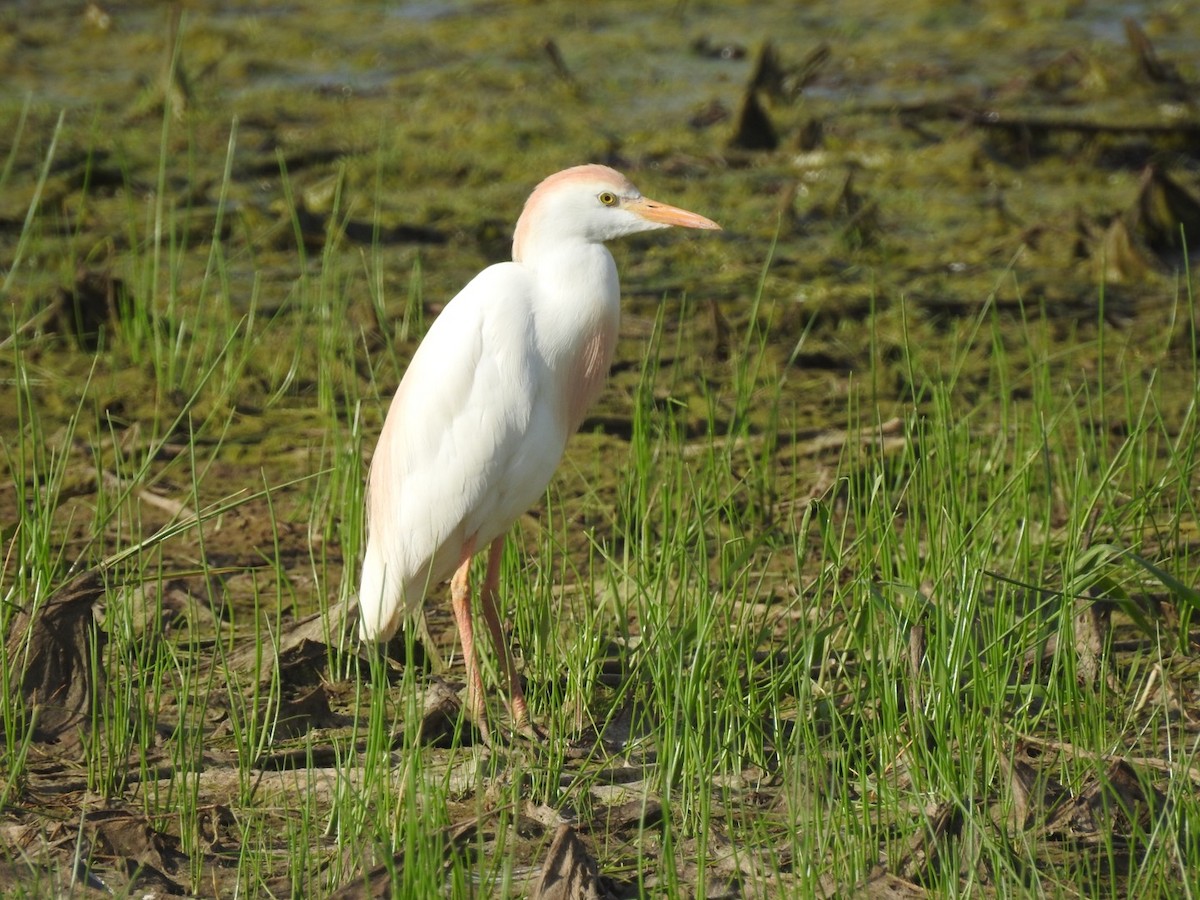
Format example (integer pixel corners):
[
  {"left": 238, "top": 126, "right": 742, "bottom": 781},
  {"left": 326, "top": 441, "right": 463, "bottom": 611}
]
[
  {"left": 449, "top": 542, "right": 489, "bottom": 740},
  {"left": 479, "top": 536, "right": 530, "bottom": 729}
]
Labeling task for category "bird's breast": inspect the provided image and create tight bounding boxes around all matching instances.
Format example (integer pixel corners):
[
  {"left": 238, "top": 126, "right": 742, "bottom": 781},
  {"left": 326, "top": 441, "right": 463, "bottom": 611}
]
[
  {"left": 529, "top": 245, "right": 621, "bottom": 435},
  {"left": 563, "top": 315, "right": 618, "bottom": 433}
]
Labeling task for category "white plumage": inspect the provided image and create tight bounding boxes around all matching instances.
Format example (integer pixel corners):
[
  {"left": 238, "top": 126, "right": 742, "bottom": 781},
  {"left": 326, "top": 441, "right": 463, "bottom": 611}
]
[{"left": 357, "top": 164, "right": 720, "bottom": 739}]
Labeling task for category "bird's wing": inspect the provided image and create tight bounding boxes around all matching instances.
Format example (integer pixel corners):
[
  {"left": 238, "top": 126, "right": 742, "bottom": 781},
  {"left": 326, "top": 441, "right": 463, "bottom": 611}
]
[{"left": 359, "top": 262, "right": 562, "bottom": 638}]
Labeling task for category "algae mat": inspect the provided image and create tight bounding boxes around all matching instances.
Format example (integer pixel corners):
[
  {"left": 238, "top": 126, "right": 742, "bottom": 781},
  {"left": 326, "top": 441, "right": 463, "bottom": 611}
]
[{"left": 1, "top": 1, "right": 1199, "bottom": 896}]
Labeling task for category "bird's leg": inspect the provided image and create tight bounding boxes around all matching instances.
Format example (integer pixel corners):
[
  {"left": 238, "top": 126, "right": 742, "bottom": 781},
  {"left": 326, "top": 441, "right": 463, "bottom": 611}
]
[
  {"left": 449, "top": 546, "right": 489, "bottom": 742},
  {"left": 479, "top": 539, "right": 523, "bottom": 723},
  {"left": 479, "top": 536, "right": 543, "bottom": 739}
]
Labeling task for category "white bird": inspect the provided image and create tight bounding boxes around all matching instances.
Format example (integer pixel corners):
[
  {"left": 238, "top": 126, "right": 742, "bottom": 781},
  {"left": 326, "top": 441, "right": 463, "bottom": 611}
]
[{"left": 358, "top": 164, "right": 720, "bottom": 740}]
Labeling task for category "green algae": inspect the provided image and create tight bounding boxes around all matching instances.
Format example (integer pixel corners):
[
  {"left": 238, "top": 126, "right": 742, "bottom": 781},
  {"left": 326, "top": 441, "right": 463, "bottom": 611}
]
[{"left": 1, "top": 0, "right": 1199, "bottom": 895}]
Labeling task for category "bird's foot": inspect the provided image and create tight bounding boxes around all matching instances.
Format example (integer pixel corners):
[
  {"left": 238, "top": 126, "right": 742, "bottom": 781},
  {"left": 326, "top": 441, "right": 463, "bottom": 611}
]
[
  {"left": 475, "top": 717, "right": 547, "bottom": 748},
  {"left": 515, "top": 718, "right": 549, "bottom": 743}
]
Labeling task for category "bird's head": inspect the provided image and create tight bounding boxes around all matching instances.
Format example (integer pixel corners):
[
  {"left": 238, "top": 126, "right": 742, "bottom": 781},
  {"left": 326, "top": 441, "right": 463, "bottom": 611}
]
[{"left": 513, "top": 164, "right": 721, "bottom": 264}]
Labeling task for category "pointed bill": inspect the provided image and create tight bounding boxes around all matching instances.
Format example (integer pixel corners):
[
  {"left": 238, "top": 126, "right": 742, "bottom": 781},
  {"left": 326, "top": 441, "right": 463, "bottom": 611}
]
[{"left": 627, "top": 196, "right": 721, "bottom": 230}]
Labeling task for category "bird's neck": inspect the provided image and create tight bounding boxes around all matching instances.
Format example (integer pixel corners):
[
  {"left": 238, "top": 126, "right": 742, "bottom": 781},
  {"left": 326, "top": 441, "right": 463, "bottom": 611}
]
[
  {"left": 528, "top": 239, "right": 619, "bottom": 335},
  {"left": 527, "top": 240, "right": 621, "bottom": 432}
]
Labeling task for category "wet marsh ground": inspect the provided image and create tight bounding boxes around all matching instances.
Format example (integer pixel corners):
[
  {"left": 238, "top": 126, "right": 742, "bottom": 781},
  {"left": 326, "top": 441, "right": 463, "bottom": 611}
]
[{"left": 2, "top": 0, "right": 1200, "bottom": 896}]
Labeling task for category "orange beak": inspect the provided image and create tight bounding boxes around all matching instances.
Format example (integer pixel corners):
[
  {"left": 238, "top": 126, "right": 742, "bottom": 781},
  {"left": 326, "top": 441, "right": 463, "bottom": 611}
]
[{"left": 628, "top": 196, "right": 722, "bottom": 230}]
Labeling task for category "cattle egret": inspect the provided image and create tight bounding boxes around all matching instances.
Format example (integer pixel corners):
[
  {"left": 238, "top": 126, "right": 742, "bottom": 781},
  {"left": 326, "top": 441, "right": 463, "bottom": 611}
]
[{"left": 358, "top": 164, "right": 721, "bottom": 740}]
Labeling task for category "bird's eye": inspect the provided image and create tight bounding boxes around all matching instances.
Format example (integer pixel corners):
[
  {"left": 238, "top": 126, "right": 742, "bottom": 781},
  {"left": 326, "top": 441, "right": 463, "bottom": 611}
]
[{"left": 598, "top": 191, "right": 618, "bottom": 207}]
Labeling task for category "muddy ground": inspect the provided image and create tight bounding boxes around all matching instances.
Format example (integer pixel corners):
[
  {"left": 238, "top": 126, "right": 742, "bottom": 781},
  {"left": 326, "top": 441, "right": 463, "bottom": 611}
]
[{"left": 1, "top": 0, "right": 1199, "bottom": 896}]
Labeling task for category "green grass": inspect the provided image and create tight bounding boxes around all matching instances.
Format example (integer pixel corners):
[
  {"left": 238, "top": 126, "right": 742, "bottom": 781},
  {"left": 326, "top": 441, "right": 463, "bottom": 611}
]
[{"left": 3, "top": 33, "right": 1200, "bottom": 900}]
